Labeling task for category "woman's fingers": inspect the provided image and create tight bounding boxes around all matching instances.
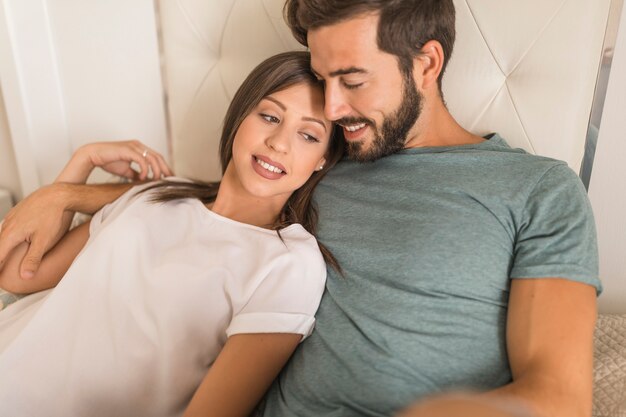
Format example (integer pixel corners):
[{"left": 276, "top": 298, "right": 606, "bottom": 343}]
[
  {"left": 84, "top": 140, "right": 173, "bottom": 181},
  {"left": 128, "top": 142, "right": 172, "bottom": 179},
  {"left": 154, "top": 152, "right": 174, "bottom": 177}
]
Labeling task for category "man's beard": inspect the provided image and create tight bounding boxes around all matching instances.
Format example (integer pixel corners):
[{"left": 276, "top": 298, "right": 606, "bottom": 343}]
[{"left": 341, "top": 74, "right": 423, "bottom": 163}]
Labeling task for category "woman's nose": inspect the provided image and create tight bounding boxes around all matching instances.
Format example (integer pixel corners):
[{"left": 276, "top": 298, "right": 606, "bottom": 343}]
[{"left": 265, "top": 126, "right": 291, "bottom": 154}]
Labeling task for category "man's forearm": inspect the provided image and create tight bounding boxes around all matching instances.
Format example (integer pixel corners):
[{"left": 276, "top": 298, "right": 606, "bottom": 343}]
[
  {"left": 59, "top": 182, "right": 134, "bottom": 214},
  {"left": 397, "top": 392, "right": 538, "bottom": 417},
  {"left": 0, "top": 181, "right": 136, "bottom": 280},
  {"left": 483, "top": 374, "right": 590, "bottom": 417},
  {"left": 483, "top": 381, "right": 547, "bottom": 417}
]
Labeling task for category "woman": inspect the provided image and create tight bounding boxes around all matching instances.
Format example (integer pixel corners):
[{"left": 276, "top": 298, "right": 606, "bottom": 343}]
[{"left": 0, "top": 51, "right": 344, "bottom": 417}]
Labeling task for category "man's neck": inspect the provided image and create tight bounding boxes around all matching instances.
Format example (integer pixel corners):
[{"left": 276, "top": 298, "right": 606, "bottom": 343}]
[{"left": 404, "top": 93, "right": 485, "bottom": 149}]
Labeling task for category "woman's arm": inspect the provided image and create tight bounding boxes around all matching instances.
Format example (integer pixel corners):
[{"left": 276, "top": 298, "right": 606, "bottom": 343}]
[
  {"left": 183, "top": 333, "right": 302, "bottom": 417},
  {"left": 0, "top": 140, "right": 172, "bottom": 280},
  {"left": 0, "top": 220, "right": 91, "bottom": 294}
]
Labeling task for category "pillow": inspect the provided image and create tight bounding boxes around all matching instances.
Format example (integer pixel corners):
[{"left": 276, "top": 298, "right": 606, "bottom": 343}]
[{"left": 593, "top": 314, "right": 626, "bottom": 417}]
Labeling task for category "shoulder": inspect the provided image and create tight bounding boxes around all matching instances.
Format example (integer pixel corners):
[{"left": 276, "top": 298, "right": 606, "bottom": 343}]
[
  {"left": 90, "top": 179, "right": 200, "bottom": 233},
  {"left": 247, "top": 226, "right": 327, "bottom": 312},
  {"left": 524, "top": 162, "right": 589, "bottom": 206},
  {"left": 276, "top": 226, "right": 326, "bottom": 273},
  {"left": 475, "top": 136, "right": 581, "bottom": 192},
  {"left": 262, "top": 226, "right": 327, "bottom": 292}
]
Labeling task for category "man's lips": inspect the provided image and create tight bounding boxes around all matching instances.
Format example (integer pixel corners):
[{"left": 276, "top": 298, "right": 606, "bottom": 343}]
[
  {"left": 340, "top": 122, "right": 370, "bottom": 141},
  {"left": 342, "top": 122, "right": 368, "bottom": 132}
]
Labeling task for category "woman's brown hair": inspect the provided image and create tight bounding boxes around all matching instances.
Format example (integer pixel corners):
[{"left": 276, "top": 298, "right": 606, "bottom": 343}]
[{"left": 142, "top": 51, "right": 345, "bottom": 272}]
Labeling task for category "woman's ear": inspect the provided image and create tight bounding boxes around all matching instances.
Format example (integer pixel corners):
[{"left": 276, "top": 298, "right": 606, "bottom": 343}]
[
  {"left": 316, "top": 157, "right": 327, "bottom": 171},
  {"left": 414, "top": 40, "right": 444, "bottom": 91}
]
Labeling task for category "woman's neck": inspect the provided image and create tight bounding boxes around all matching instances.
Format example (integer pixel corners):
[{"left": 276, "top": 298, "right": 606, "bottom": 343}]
[
  {"left": 207, "top": 196, "right": 283, "bottom": 229},
  {"left": 208, "top": 165, "right": 288, "bottom": 229}
]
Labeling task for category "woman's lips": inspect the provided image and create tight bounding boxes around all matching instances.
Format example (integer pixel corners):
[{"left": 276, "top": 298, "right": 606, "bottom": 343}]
[{"left": 251, "top": 155, "right": 286, "bottom": 180}]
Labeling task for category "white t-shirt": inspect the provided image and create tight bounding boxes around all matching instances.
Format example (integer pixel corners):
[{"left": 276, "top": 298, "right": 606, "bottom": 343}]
[{"left": 0, "top": 183, "right": 326, "bottom": 417}]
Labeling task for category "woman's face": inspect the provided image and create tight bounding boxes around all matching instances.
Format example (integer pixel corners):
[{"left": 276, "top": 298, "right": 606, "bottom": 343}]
[{"left": 230, "top": 82, "right": 332, "bottom": 202}]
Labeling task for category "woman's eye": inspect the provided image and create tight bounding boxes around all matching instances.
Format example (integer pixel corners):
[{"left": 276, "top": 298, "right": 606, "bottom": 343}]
[
  {"left": 301, "top": 133, "right": 320, "bottom": 143},
  {"left": 260, "top": 113, "right": 280, "bottom": 123}
]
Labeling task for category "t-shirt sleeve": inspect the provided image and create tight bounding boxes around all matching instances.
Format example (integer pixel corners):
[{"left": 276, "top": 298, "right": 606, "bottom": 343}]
[
  {"left": 89, "top": 182, "right": 156, "bottom": 236},
  {"left": 226, "top": 242, "right": 327, "bottom": 342},
  {"left": 510, "top": 163, "right": 601, "bottom": 293}
]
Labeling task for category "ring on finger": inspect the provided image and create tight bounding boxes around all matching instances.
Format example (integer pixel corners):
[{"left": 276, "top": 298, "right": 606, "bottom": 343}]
[{"left": 142, "top": 149, "right": 149, "bottom": 158}]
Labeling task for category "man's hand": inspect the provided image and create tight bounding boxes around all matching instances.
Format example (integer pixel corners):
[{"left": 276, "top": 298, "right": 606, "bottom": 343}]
[
  {"left": 396, "top": 393, "right": 537, "bottom": 417},
  {"left": 0, "top": 184, "right": 72, "bottom": 280},
  {"left": 0, "top": 140, "right": 169, "bottom": 282}
]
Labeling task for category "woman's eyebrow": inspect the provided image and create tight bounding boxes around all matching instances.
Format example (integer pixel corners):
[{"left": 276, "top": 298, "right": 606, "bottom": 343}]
[
  {"left": 302, "top": 117, "right": 327, "bottom": 132},
  {"left": 264, "top": 96, "right": 287, "bottom": 111},
  {"left": 263, "top": 96, "right": 327, "bottom": 132}
]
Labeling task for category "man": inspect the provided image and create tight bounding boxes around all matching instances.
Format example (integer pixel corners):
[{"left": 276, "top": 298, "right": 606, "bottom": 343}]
[{"left": 0, "top": 1, "right": 600, "bottom": 416}]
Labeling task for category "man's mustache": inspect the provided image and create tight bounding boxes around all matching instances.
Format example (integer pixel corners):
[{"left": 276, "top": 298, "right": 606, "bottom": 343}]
[{"left": 336, "top": 117, "right": 375, "bottom": 128}]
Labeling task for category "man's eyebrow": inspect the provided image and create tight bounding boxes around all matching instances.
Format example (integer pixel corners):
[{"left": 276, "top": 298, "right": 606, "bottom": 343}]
[
  {"left": 263, "top": 96, "right": 327, "bottom": 132},
  {"left": 311, "top": 67, "right": 368, "bottom": 78},
  {"left": 329, "top": 67, "right": 368, "bottom": 77}
]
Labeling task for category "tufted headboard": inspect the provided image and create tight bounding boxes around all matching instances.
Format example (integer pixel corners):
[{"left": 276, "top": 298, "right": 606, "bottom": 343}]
[{"left": 156, "top": 0, "right": 612, "bottom": 182}]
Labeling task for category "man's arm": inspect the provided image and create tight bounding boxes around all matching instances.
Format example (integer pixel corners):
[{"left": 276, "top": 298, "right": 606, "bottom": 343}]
[
  {"left": 0, "top": 182, "right": 133, "bottom": 279},
  {"left": 0, "top": 221, "right": 91, "bottom": 294},
  {"left": 396, "top": 393, "right": 536, "bottom": 417},
  {"left": 396, "top": 278, "right": 596, "bottom": 417},
  {"left": 484, "top": 278, "right": 597, "bottom": 417},
  {"left": 0, "top": 140, "right": 171, "bottom": 280}
]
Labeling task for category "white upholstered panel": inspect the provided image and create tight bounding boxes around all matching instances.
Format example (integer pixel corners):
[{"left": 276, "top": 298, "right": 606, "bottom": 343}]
[
  {"left": 158, "top": 0, "right": 611, "bottom": 181},
  {"left": 158, "top": 0, "right": 303, "bottom": 180},
  {"left": 446, "top": 0, "right": 610, "bottom": 170}
]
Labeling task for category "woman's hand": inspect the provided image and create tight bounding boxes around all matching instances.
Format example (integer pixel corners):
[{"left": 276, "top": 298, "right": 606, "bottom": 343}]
[{"left": 56, "top": 140, "right": 174, "bottom": 183}]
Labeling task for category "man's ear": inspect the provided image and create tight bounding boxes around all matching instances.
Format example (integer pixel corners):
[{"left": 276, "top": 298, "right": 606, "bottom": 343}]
[{"left": 413, "top": 40, "right": 444, "bottom": 91}]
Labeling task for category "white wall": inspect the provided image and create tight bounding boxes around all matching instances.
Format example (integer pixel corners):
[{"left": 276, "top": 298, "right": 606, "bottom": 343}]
[
  {"left": 0, "top": 84, "right": 20, "bottom": 202},
  {"left": 0, "top": 0, "right": 168, "bottom": 195},
  {"left": 589, "top": 2, "right": 626, "bottom": 314}
]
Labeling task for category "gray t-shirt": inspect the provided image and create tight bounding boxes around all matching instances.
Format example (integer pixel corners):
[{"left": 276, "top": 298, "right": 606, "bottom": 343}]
[{"left": 263, "top": 134, "right": 600, "bottom": 417}]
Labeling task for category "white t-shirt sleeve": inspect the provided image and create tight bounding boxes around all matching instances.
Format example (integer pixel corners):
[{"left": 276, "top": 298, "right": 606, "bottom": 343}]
[
  {"left": 226, "top": 240, "right": 327, "bottom": 342},
  {"left": 89, "top": 181, "right": 170, "bottom": 236}
]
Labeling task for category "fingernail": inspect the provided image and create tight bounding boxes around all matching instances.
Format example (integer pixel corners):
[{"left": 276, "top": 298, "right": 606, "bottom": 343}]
[{"left": 22, "top": 271, "right": 34, "bottom": 279}]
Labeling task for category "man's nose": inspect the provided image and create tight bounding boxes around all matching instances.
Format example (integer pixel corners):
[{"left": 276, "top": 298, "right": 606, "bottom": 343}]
[{"left": 324, "top": 84, "right": 350, "bottom": 121}]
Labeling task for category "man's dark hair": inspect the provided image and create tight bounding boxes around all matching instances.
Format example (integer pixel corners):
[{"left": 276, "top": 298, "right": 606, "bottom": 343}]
[{"left": 284, "top": 0, "right": 456, "bottom": 90}]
